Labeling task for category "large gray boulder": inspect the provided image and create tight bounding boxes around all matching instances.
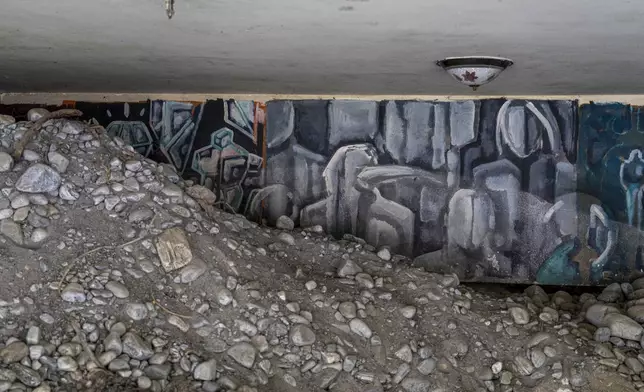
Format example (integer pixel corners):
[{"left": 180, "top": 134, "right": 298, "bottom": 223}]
[{"left": 15, "top": 164, "right": 61, "bottom": 193}]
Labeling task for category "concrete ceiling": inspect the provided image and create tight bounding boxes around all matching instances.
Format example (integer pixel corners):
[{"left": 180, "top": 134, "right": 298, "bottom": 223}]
[{"left": 2, "top": 0, "right": 644, "bottom": 95}]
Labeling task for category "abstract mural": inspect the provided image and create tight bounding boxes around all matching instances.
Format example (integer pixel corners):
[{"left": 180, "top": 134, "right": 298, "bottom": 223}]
[
  {"left": 577, "top": 103, "right": 644, "bottom": 284},
  {"left": 0, "top": 99, "right": 266, "bottom": 218},
  {"left": 253, "top": 99, "right": 589, "bottom": 284},
  {"left": 4, "top": 98, "right": 644, "bottom": 285},
  {"left": 241, "top": 99, "right": 644, "bottom": 285}
]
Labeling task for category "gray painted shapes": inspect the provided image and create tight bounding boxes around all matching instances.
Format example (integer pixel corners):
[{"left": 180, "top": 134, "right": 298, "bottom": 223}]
[
  {"left": 473, "top": 159, "right": 521, "bottom": 250},
  {"left": 360, "top": 190, "right": 415, "bottom": 256},
  {"left": 529, "top": 156, "right": 556, "bottom": 200},
  {"left": 432, "top": 102, "right": 449, "bottom": 170},
  {"left": 447, "top": 189, "right": 495, "bottom": 252},
  {"left": 328, "top": 101, "right": 378, "bottom": 152},
  {"left": 258, "top": 98, "right": 585, "bottom": 283},
  {"left": 266, "top": 100, "right": 294, "bottom": 149},
  {"left": 293, "top": 100, "right": 329, "bottom": 155},
  {"left": 449, "top": 101, "right": 478, "bottom": 148},
  {"left": 383, "top": 101, "right": 435, "bottom": 169},
  {"left": 245, "top": 184, "right": 295, "bottom": 225},
  {"left": 292, "top": 144, "right": 327, "bottom": 205},
  {"left": 355, "top": 165, "right": 447, "bottom": 254},
  {"left": 323, "top": 144, "right": 378, "bottom": 235}
]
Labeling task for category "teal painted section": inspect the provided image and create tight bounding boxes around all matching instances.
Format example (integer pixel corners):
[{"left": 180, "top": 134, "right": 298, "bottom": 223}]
[{"left": 536, "top": 240, "right": 580, "bottom": 285}]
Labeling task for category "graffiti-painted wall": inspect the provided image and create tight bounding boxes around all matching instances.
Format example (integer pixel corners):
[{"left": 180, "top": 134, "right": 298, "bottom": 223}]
[
  {"left": 1, "top": 100, "right": 266, "bottom": 214},
  {"left": 3, "top": 98, "right": 644, "bottom": 285},
  {"left": 576, "top": 103, "right": 644, "bottom": 284},
  {"left": 260, "top": 100, "right": 586, "bottom": 284}
]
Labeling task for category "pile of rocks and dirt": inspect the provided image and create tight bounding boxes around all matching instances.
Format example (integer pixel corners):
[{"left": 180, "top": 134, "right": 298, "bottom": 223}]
[{"left": 0, "top": 110, "right": 640, "bottom": 392}]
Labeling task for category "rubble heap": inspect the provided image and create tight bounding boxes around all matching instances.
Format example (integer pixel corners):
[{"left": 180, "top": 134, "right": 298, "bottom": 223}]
[{"left": 0, "top": 111, "right": 638, "bottom": 392}]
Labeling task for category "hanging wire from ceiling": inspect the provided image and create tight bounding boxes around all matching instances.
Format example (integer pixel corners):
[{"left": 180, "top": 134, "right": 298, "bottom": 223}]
[{"left": 165, "top": 0, "right": 175, "bottom": 19}]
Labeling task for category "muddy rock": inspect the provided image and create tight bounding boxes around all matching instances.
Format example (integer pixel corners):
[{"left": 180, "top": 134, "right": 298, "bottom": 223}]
[
  {"left": 186, "top": 185, "right": 217, "bottom": 205},
  {"left": 627, "top": 305, "right": 644, "bottom": 323},
  {"left": 10, "top": 364, "right": 41, "bottom": 387},
  {"left": 586, "top": 303, "right": 621, "bottom": 326},
  {"left": 0, "top": 152, "right": 13, "bottom": 172},
  {"left": 61, "top": 283, "right": 86, "bottom": 303},
  {"left": 276, "top": 215, "right": 295, "bottom": 230},
  {"left": 289, "top": 324, "right": 316, "bottom": 346},
  {"left": 337, "top": 259, "right": 363, "bottom": 277},
  {"left": 604, "top": 314, "right": 643, "bottom": 341},
  {"left": 227, "top": 342, "right": 256, "bottom": 368},
  {"left": 179, "top": 259, "right": 207, "bottom": 283},
  {"left": 27, "top": 108, "right": 48, "bottom": 121},
  {"left": 155, "top": 227, "right": 193, "bottom": 272},
  {"left": 349, "top": 318, "right": 372, "bottom": 339},
  {"left": 193, "top": 359, "right": 218, "bottom": 381},
  {"left": 122, "top": 332, "right": 154, "bottom": 360},
  {"left": 0, "top": 342, "right": 28, "bottom": 364},
  {"left": 401, "top": 377, "right": 431, "bottom": 392},
  {"left": 509, "top": 306, "right": 530, "bottom": 325},
  {"left": 0, "top": 115, "right": 15, "bottom": 126},
  {"left": 0, "top": 220, "right": 23, "bottom": 245},
  {"left": 47, "top": 151, "right": 69, "bottom": 173}
]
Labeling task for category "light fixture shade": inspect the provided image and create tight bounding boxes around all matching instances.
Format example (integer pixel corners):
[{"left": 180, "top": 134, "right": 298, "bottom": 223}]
[{"left": 436, "top": 56, "right": 513, "bottom": 90}]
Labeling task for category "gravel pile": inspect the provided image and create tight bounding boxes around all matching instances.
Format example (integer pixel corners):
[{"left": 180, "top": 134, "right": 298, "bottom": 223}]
[{"left": 0, "top": 110, "right": 636, "bottom": 392}]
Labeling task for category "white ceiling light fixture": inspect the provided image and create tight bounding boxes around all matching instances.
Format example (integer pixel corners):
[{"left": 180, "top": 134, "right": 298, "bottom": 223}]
[{"left": 436, "top": 56, "right": 513, "bottom": 91}]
